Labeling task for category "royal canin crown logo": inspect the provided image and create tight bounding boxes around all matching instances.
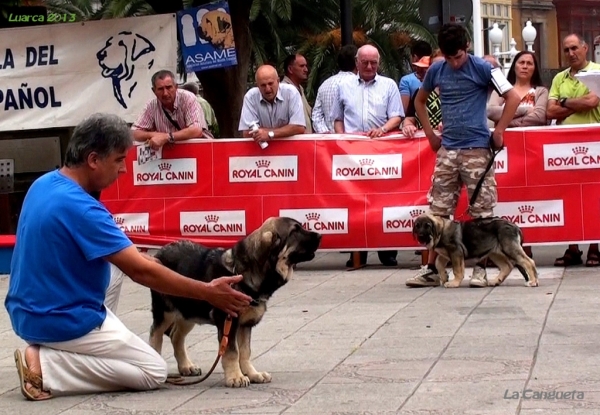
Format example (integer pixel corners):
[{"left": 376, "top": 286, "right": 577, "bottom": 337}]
[
  {"left": 572, "top": 146, "right": 588, "bottom": 155},
  {"left": 255, "top": 160, "right": 270, "bottom": 168},
  {"left": 205, "top": 214, "right": 219, "bottom": 223},
  {"left": 518, "top": 205, "right": 535, "bottom": 214},
  {"left": 113, "top": 216, "right": 125, "bottom": 225},
  {"left": 410, "top": 209, "right": 426, "bottom": 218},
  {"left": 359, "top": 158, "right": 375, "bottom": 166},
  {"left": 158, "top": 162, "right": 171, "bottom": 171},
  {"left": 305, "top": 212, "right": 320, "bottom": 221}
]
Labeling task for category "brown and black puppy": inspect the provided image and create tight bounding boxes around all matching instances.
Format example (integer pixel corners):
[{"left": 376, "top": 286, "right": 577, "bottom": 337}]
[
  {"left": 149, "top": 217, "right": 321, "bottom": 387},
  {"left": 412, "top": 213, "right": 538, "bottom": 288}
]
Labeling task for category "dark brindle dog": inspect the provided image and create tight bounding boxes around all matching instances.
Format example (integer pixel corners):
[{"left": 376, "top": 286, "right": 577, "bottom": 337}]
[
  {"left": 412, "top": 213, "right": 538, "bottom": 288},
  {"left": 149, "top": 217, "right": 321, "bottom": 387}
]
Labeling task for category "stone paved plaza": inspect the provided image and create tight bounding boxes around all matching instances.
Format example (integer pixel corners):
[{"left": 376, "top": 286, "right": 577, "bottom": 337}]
[{"left": 0, "top": 245, "right": 599, "bottom": 414}]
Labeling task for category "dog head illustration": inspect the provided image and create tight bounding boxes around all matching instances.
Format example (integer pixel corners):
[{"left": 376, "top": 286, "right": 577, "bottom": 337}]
[
  {"left": 199, "top": 9, "right": 235, "bottom": 49},
  {"left": 97, "top": 31, "right": 156, "bottom": 109}
]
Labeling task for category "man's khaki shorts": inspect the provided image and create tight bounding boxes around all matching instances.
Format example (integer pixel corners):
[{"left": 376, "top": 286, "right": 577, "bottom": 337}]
[{"left": 427, "top": 147, "right": 497, "bottom": 219}]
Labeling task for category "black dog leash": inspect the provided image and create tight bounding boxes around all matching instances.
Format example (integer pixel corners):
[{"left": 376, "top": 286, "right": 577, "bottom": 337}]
[
  {"left": 165, "top": 315, "right": 232, "bottom": 386},
  {"left": 463, "top": 134, "right": 503, "bottom": 217}
]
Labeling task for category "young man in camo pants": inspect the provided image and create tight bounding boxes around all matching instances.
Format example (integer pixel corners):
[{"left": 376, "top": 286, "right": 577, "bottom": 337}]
[{"left": 406, "top": 23, "right": 520, "bottom": 288}]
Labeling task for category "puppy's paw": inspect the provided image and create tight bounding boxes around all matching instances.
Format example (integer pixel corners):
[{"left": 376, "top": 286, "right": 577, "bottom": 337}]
[
  {"left": 444, "top": 280, "right": 461, "bottom": 288},
  {"left": 225, "top": 372, "right": 251, "bottom": 388},
  {"left": 488, "top": 278, "right": 501, "bottom": 287},
  {"left": 178, "top": 363, "right": 202, "bottom": 376},
  {"left": 525, "top": 280, "right": 539, "bottom": 287},
  {"left": 248, "top": 371, "right": 272, "bottom": 384}
]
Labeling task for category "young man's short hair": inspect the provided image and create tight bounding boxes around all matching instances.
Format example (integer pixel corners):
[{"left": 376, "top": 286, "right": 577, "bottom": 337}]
[{"left": 438, "top": 24, "right": 469, "bottom": 56}]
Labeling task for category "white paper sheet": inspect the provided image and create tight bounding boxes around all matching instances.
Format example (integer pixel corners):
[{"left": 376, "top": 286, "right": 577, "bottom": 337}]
[{"left": 574, "top": 71, "right": 600, "bottom": 95}]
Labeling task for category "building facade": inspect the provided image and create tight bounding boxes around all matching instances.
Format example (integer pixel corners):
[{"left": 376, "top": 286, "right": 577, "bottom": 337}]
[
  {"left": 553, "top": 0, "right": 600, "bottom": 67},
  {"left": 511, "top": 0, "right": 559, "bottom": 69},
  {"left": 480, "top": 0, "right": 559, "bottom": 69}
]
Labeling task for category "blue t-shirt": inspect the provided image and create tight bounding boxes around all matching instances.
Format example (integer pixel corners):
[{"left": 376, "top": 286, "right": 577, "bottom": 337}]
[
  {"left": 399, "top": 72, "right": 422, "bottom": 98},
  {"left": 422, "top": 55, "right": 493, "bottom": 149},
  {"left": 5, "top": 170, "right": 132, "bottom": 343}
]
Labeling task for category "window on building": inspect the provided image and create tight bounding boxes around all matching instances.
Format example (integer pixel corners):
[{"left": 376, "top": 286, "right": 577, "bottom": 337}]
[{"left": 481, "top": 2, "right": 512, "bottom": 55}]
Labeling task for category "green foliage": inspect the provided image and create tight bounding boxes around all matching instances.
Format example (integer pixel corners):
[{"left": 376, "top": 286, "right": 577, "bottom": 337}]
[{"left": 40, "top": 0, "right": 436, "bottom": 102}]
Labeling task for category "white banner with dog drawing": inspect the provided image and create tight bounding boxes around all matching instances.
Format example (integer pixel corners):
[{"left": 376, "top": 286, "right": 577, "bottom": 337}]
[{"left": 0, "top": 14, "right": 177, "bottom": 131}]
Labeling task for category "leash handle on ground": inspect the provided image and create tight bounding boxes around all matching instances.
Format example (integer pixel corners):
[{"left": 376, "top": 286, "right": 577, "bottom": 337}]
[{"left": 165, "top": 315, "right": 233, "bottom": 386}]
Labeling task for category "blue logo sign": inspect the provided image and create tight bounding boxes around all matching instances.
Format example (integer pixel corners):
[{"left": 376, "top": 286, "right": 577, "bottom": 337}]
[
  {"left": 177, "top": 0, "right": 238, "bottom": 73},
  {"left": 97, "top": 31, "right": 156, "bottom": 109}
]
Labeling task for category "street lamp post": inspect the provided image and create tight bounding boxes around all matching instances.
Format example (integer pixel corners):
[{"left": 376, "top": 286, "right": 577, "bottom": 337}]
[
  {"left": 522, "top": 21, "right": 537, "bottom": 52},
  {"left": 489, "top": 20, "right": 537, "bottom": 73}
]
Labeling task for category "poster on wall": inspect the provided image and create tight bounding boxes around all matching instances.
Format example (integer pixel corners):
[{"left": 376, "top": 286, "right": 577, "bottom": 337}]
[
  {"left": 177, "top": 0, "right": 238, "bottom": 72},
  {"left": 0, "top": 14, "right": 177, "bottom": 131}
]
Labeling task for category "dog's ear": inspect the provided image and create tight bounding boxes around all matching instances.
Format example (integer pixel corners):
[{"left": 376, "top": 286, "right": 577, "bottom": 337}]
[
  {"left": 131, "top": 33, "right": 156, "bottom": 61},
  {"left": 254, "top": 230, "right": 283, "bottom": 262},
  {"left": 430, "top": 216, "right": 442, "bottom": 242},
  {"left": 260, "top": 230, "right": 280, "bottom": 249}
]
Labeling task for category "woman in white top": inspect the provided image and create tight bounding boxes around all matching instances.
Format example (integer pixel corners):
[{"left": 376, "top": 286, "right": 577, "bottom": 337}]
[
  {"left": 487, "top": 51, "right": 548, "bottom": 128},
  {"left": 487, "top": 51, "right": 548, "bottom": 259}
]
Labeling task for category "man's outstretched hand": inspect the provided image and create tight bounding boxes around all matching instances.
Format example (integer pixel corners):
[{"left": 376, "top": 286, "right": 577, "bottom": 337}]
[{"left": 206, "top": 275, "right": 252, "bottom": 317}]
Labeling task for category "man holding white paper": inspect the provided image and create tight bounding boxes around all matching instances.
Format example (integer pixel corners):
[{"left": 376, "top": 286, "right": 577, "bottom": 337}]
[{"left": 547, "top": 34, "right": 600, "bottom": 267}]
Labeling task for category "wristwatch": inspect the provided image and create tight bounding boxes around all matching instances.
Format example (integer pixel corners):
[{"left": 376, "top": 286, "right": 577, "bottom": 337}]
[
  {"left": 268, "top": 131, "right": 275, "bottom": 139},
  {"left": 560, "top": 98, "right": 568, "bottom": 107},
  {"left": 381, "top": 126, "right": 388, "bottom": 133},
  {"left": 168, "top": 132, "right": 175, "bottom": 144}
]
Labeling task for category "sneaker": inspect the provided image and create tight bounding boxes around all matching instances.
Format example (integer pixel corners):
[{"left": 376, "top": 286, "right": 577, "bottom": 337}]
[
  {"left": 406, "top": 266, "right": 440, "bottom": 287},
  {"left": 469, "top": 265, "right": 488, "bottom": 288}
]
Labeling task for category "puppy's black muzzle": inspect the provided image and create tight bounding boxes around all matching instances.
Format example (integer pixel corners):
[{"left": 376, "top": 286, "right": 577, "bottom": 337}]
[{"left": 412, "top": 228, "right": 432, "bottom": 245}]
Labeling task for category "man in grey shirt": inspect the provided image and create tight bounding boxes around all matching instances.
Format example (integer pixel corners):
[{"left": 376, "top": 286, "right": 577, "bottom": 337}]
[{"left": 239, "top": 65, "right": 306, "bottom": 143}]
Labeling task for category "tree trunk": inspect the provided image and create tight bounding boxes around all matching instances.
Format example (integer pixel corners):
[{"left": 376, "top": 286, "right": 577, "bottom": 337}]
[{"left": 195, "top": 0, "right": 253, "bottom": 138}]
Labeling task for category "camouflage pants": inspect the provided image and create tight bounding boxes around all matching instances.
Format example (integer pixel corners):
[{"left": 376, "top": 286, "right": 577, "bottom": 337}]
[{"left": 427, "top": 147, "right": 497, "bottom": 218}]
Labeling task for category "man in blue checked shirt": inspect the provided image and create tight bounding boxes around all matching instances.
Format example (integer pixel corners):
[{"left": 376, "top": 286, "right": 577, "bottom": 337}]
[{"left": 312, "top": 44, "right": 357, "bottom": 133}]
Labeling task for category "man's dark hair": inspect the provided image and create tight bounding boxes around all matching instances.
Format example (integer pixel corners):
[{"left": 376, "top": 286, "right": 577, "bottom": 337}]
[
  {"left": 64, "top": 113, "right": 133, "bottom": 167},
  {"left": 438, "top": 24, "right": 469, "bottom": 56},
  {"left": 283, "top": 54, "right": 298, "bottom": 76},
  {"left": 410, "top": 40, "right": 432, "bottom": 59},
  {"left": 507, "top": 51, "right": 544, "bottom": 88},
  {"left": 338, "top": 44, "right": 357, "bottom": 71},
  {"left": 151, "top": 69, "right": 176, "bottom": 89}
]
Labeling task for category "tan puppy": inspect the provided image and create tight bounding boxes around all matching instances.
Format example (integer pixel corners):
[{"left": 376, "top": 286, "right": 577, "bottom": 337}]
[{"left": 412, "top": 213, "right": 538, "bottom": 288}]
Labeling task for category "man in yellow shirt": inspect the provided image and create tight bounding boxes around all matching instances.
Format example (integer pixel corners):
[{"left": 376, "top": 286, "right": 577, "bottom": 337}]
[{"left": 547, "top": 33, "right": 600, "bottom": 267}]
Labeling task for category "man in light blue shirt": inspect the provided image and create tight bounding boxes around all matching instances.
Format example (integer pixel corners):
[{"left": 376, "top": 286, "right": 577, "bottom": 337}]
[
  {"left": 332, "top": 44, "right": 403, "bottom": 267},
  {"left": 399, "top": 41, "right": 433, "bottom": 111},
  {"left": 332, "top": 45, "right": 403, "bottom": 137}
]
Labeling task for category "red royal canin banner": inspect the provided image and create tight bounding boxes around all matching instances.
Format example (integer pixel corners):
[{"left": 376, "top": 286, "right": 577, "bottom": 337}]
[{"left": 100, "top": 125, "right": 600, "bottom": 250}]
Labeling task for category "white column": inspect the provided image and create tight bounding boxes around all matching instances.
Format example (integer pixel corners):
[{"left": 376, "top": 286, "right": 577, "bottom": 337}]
[{"left": 472, "top": 0, "right": 484, "bottom": 56}]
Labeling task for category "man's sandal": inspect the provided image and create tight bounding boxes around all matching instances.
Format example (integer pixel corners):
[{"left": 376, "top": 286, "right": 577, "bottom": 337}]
[
  {"left": 14, "top": 350, "right": 52, "bottom": 401},
  {"left": 554, "top": 249, "right": 583, "bottom": 267},
  {"left": 586, "top": 251, "right": 600, "bottom": 267}
]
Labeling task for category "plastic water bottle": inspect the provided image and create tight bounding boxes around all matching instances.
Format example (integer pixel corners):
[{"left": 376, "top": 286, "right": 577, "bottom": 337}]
[{"left": 250, "top": 121, "right": 268, "bottom": 149}]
